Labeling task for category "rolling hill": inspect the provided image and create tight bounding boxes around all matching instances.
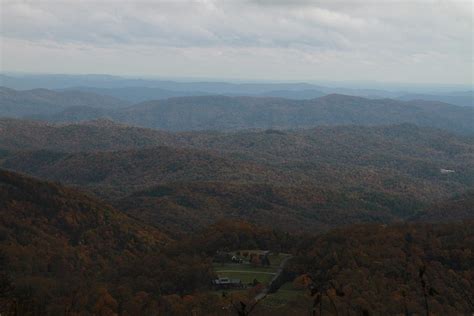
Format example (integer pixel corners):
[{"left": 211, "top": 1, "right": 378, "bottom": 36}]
[
  {"left": 0, "top": 169, "right": 221, "bottom": 315},
  {"left": 110, "top": 94, "right": 474, "bottom": 134},
  {"left": 0, "top": 118, "right": 173, "bottom": 152},
  {"left": 0, "top": 117, "right": 472, "bottom": 237},
  {"left": 2, "top": 118, "right": 473, "bottom": 165},
  {"left": 398, "top": 91, "right": 473, "bottom": 107},
  {"left": 410, "top": 190, "right": 474, "bottom": 222},
  {"left": 2, "top": 88, "right": 473, "bottom": 134},
  {"left": 0, "top": 86, "right": 129, "bottom": 118},
  {"left": 1, "top": 120, "right": 472, "bottom": 196},
  {"left": 1, "top": 121, "right": 472, "bottom": 237},
  {"left": 115, "top": 181, "right": 427, "bottom": 237},
  {"left": 0, "top": 146, "right": 277, "bottom": 192},
  {"left": 65, "top": 86, "right": 212, "bottom": 102}
]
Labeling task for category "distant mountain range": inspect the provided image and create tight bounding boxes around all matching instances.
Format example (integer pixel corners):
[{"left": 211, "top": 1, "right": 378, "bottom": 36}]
[
  {"left": 112, "top": 94, "right": 472, "bottom": 133},
  {"left": 397, "top": 91, "right": 473, "bottom": 107},
  {"left": 2, "top": 73, "right": 472, "bottom": 105},
  {"left": 62, "top": 86, "right": 328, "bottom": 102},
  {"left": 1, "top": 87, "right": 473, "bottom": 134},
  {"left": 69, "top": 86, "right": 473, "bottom": 106},
  {"left": 0, "top": 86, "right": 129, "bottom": 118}
]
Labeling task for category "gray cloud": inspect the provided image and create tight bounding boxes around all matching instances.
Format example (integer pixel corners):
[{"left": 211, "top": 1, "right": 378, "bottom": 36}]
[{"left": 1, "top": 0, "right": 472, "bottom": 84}]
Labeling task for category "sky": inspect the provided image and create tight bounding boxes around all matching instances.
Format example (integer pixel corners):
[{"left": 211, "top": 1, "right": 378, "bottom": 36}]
[{"left": 1, "top": 0, "right": 473, "bottom": 85}]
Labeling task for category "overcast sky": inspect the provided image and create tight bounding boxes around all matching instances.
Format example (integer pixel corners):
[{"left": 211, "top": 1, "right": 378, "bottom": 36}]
[{"left": 1, "top": 0, "right": 473, "bottom": 85}]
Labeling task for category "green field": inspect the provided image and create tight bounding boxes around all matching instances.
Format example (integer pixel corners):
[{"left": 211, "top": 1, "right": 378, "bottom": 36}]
[
  {"left": 213, "top": 262, "right": 276, "bottom": 284},
  {"left": 215, "top": 270, "right": 275, "bottom": 284}
]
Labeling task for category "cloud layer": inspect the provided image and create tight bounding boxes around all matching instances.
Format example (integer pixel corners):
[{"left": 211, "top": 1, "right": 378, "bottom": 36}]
[{"left": 1, "top": 0, "right": 472, "bottom": 84}]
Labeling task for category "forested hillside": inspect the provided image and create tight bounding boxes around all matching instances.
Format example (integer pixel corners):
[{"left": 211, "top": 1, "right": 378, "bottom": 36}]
[
  {"left": 1, "top": 169, "right": 472, "bottom": 315},
  {"left": 3, "top": 119, "right": 473, "bottom": 169},
  {"left": 2, "top": 121, "right": 472, "bottom": 195},
  {"left": 411, "top": 190, "right": 474, "bottom": 222},
  {"left": 81, "top": 94, "right": 474, "bottom": 134},
  {"left": 1, "top": 120, "right": 472, "bottom": 238},
  {"left": 0, "top": 170, "right": 299, "bottom": 315},
  {"left": 0, "top": 170, "right": 217, "bottom": 315},
  {"left": 116, "top": 182, "right": 420, "bottom": 236},
  {"left": 287, "top": 221, "right": 474, "bottom": 315},
  {"left": 0, "top": 119, "right": 173, "bottom": 152}
]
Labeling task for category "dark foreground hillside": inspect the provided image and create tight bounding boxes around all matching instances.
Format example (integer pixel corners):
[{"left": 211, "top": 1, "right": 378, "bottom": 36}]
[
  {"left": 286, "top": 222, "right": 474, "bottom": 315},
  {"left": 0, "top": 170, "right": 473, "bottom": 315},
  {"left": 0, "top": 170, "right": 216, "bottom": 315}
]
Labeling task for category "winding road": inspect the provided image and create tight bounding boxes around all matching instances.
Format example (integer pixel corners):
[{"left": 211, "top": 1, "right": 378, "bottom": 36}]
[{"left": 254, "top": 255, "right": 293, "bottom": 302}]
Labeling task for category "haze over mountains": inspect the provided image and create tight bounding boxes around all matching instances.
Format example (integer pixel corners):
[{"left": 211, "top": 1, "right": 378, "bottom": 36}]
[
  {"left": 2, "top": 73, "right": 472, "bottom": 105},
  {"left": 0, "top": 86, "right": 129, "bottom": 112},
  {"left": 397, "top": 91, "right": 474, "bottom": 108}
]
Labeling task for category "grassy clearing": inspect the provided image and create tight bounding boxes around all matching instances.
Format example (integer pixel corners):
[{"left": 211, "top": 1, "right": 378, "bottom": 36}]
[
  {"left": 215, "top": 271, "right": 274, "bottom": 284},
  {"left": 213, "top": 263, "right": 275, "bottom": 273}
]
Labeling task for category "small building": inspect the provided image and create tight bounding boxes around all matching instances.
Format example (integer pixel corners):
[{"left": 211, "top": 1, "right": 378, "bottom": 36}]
[
  {"left": 213, "top": 277, "right": 243, "bottom": 289},
  {"left": 440, "top": 168, "right": 455, "bottom": 174}
]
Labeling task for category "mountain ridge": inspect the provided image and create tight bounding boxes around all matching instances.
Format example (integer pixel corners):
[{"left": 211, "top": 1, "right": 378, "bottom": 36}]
[{"left": 2, "top": 87, "right": 473, "bottom": 134}]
